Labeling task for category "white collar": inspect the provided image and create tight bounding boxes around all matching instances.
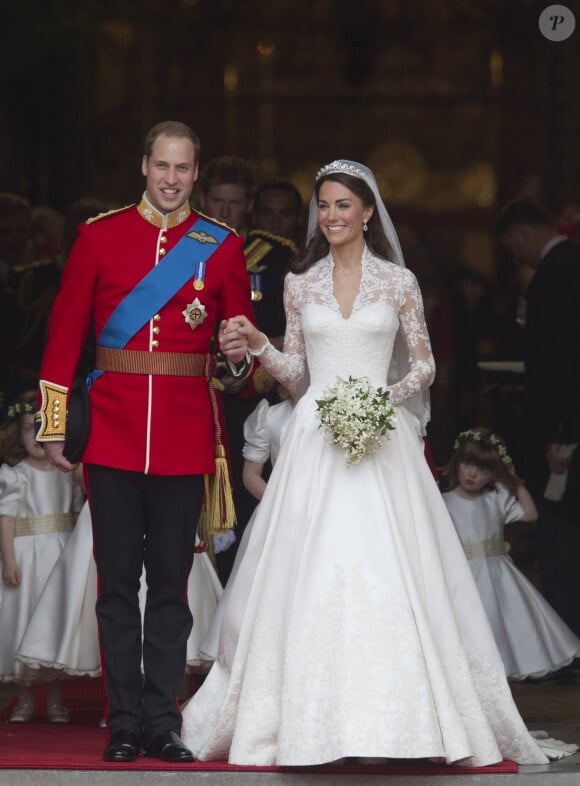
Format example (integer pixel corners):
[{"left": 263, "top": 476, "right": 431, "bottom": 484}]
[{"left": 540, "top": 235, "right": 567, "bottom": 260}]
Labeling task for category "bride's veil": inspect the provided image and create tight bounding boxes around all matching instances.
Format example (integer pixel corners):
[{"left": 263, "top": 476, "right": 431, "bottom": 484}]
[{"left": 305, "top": 159, "right": 431, "bottom": 435}]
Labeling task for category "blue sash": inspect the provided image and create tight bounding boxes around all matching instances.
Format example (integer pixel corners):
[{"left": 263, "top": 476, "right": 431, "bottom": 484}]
[{"left": 88, "top": 217, "right": 229, "bottom": 385}]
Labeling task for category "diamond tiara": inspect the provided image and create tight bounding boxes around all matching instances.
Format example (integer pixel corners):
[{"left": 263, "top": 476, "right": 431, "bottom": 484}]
[{"left": 316, "top": 160, "right": 369, "bottom": 183}]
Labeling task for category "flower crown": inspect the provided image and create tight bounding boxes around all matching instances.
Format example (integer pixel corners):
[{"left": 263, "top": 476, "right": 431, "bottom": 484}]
[
  {"left": 453, "top": 430, "right": 513, "bottom": 466},
  {"left": 7, "top": 401, "right": 36, "bottom": 419},
  {"left": 316, "top": 160, "right": 368, "bottom": 183}
]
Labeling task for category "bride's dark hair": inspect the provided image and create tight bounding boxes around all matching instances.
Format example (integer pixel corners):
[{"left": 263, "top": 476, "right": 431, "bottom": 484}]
[{"left": 291, "top": 173, "right": 394, "bottom": 274}]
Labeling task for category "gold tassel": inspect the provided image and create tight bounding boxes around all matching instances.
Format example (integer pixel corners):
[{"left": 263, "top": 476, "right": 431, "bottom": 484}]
[
  {"left": 201, "top": 371, "right": 237, "bottom": 538},
  {"left": 204, "top": 447, "right": 236, "bottom": 535}
]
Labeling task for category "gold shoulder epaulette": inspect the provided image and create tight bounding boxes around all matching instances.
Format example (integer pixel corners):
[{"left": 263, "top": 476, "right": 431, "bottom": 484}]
[
  {"left": 85, "top": 204, "right": 135, "bottom": 224},
  {"left": 195, "top": 209, "right": 239, "bottom": 237},
  {"left": 247, "top": 229, "right": 299, "bottom": 256},
  {"left": 244, "top": 236, "right": 273, "bottom": 271},
  {"left": 13, "top": 257, "right": 57, "bottom": 273}
]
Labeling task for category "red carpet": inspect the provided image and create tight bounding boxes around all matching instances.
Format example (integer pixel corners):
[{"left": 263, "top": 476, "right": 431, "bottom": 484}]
[{"left": 0, "top": 677, "right": 518, "bottom": 774}]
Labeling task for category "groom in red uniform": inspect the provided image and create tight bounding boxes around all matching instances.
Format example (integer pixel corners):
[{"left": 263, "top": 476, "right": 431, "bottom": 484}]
[{"left": 35, "top": 121, "right": 252, "bottom": 762}]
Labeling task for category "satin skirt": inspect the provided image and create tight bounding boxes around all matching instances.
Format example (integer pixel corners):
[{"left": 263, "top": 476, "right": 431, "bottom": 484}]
[{"left": 181, "top": 396, "right": 548, "bottom": 767}]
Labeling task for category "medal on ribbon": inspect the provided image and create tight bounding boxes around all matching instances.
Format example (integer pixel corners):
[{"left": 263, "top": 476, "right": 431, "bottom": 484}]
[
  {"left": 250, "top": 272, "right": 263, "bottom": 302},
  {"left": 193, "top": 260, "right": 206, "bottom": 291},
  {"left": 183, "top": 298, "right": 208, "bottom": 330}
]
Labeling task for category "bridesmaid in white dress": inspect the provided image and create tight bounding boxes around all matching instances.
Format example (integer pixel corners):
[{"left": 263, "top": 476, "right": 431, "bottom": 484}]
[
  {"left": 0, "top": 393, "right": 84, "bottom": 722},
  {"left": 442, "top": 428, "right": 580, "bottom": 681},
  {"left": 181, "top": 160, "right": 574, "bottom": 767}
]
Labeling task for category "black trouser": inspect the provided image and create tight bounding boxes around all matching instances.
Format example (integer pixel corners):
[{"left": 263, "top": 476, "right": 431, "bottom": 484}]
[{"left": 86, "top": 464, "right": 203, "bottom": 744}]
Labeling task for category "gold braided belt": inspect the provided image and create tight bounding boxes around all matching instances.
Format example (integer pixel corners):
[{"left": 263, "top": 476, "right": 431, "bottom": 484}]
[
  {"left": 14, "top": 513, "right": 75, "bottom": 538},
  {"left": 95, "top": 347, "right": 217, "bottom": 379},
  {"left": 463, "top": 537, "right": 507, "bottom": 560}
]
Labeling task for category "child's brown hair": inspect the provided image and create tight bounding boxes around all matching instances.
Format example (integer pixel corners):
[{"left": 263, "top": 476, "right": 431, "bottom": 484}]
[
  {"left": 441, "top": 427, "right": 522, "bottom": 497},
  {"left": 0, "top": 391, "right": 37, "bottom": 466}
]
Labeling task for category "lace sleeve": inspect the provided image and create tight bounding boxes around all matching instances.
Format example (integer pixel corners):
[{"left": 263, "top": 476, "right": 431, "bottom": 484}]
[
  {"left": 388, "top": 270, "right": 436, "bottom": 407},
  {"left": 253, "top": 274, "right": 307, "bottom": 397}
]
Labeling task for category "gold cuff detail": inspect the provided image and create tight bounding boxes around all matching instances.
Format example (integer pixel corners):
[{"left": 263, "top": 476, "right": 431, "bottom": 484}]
[{"left": 36, "top": 380, "right": 69, "bottom": 441}]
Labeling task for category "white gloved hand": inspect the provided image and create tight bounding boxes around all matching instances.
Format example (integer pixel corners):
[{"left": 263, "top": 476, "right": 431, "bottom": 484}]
[{"left": 212, "top": 530, "right": 237, "bottom": 554}]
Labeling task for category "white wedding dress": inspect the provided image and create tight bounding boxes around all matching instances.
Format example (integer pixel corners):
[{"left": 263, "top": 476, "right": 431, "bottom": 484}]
[{"left": 181, "top": 248, "right": 552, "bottom": 767}]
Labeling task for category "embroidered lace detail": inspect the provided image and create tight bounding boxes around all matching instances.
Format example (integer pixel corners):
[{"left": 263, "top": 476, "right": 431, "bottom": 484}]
[
  {"left": 258, "top": 246, "right": 435, "bottom": 405},
  {"left": 457, "top": 649, "right": 549, "bottom": 765},
  {"left": 183, "top": 561, "right": 548, "bottom": 766}
]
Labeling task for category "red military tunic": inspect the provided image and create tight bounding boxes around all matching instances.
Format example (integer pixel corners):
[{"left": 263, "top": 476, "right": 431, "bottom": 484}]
[{"left": 38, "top": 196, "right": 254, "bottom": 476}]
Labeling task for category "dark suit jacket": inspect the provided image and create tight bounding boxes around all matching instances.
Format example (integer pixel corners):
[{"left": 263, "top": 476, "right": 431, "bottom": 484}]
[
  {"left": 243, "top": 229, "right": 298, "bottom": 340},
  {"left": 523, "top": 238, "right": 580, "bottom": 445}
]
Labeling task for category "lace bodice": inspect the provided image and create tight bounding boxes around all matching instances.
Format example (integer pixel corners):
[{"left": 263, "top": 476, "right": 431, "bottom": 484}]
[{"left": 257, "top": 247, "right": 435, "bottom": 405}]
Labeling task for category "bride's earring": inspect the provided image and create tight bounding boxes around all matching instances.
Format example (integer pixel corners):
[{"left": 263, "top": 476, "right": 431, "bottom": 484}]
[{"left": 363, "top": 220, "right": 368, "bottom": 232}]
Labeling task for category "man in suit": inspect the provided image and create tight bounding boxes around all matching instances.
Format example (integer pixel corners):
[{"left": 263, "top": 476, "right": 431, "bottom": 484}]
[
  {"left": 248, "top": 180, "right": 303, "bottom": 348},
  {"left": 252, "top": 179, "right": 304, "bottom": 246},
  {"left": 197, "top": 155, "right": 256, "bottom": 237},
  {"left": 496, "top": 197, "right": 580, "bottom": 640},
  {"left": 35, "top": 121, "right": 253, "bottom": 762}
]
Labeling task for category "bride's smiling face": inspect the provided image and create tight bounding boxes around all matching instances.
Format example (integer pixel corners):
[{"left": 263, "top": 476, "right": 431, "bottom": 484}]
[{"left": 317, "top": 181, "right": 373, "bottom": 249}]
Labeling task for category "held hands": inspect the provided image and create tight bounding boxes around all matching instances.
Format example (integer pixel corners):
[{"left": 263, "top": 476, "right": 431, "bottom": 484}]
[
  {"left": 219, "top": 316, "right": 267, "bottom": 359},
  {"left": 220, "top": 316, "right": 268, "bottom": 360},
  {"left": 218, "top": 318, "right": 248, "bottom": 364},
  {"left": 43, "top": 441, "right": 79, "bottom": 473}
]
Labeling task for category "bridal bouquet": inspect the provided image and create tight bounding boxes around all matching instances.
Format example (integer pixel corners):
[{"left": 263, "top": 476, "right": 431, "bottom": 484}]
[{"left": 316, "top": 376, "right": 396, "bottom": 467}]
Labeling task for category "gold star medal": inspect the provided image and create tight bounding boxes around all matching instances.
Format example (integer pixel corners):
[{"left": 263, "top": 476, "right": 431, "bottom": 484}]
[
  {"left": 182, "top": 298, "right": 208, "bottom": 330},
  {"left": 193, "top": 260, "right": 206, "bottom": 291}
]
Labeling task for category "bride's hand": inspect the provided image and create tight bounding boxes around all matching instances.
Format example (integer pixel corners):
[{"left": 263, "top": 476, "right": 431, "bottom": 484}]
[{"left": 220, "top": 315, "right": 267, "bottom": 355}]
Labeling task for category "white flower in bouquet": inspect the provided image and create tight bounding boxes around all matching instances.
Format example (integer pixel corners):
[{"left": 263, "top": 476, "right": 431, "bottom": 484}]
[{"left": 316, "top": 376, "right": 396, "bottom": 467}]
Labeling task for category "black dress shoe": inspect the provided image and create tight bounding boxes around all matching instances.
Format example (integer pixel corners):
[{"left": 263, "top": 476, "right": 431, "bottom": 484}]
[
  {"left": 103, "top": 729, "right": 141, "bottom": 762},
  {"left": 144, "top": 730, "right": 194, "bottom": 762}
]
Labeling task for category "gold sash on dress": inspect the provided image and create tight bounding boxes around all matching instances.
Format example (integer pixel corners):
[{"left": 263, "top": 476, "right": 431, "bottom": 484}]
[
  {"left": 14, "top": 513, "right": 75, "bottom": 538},
  {"left": 463, "top": 537, "right": 506, "bottom": 560}
]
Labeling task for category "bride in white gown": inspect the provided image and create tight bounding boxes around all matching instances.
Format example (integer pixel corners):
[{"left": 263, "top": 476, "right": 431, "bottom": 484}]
[{"left": 181, "top": 160, "right": 561, "bottom": 767}]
